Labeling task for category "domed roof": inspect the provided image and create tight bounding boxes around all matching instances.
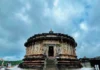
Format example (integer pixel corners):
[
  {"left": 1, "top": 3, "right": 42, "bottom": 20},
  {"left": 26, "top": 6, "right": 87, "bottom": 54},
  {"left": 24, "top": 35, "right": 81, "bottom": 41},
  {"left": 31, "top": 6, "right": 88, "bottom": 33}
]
[
  {"left": 49, "top": 29, "right": 53, "bottom": 33},
  {"left": 24, "top": 31, "right": 77, "bottom": 47}
]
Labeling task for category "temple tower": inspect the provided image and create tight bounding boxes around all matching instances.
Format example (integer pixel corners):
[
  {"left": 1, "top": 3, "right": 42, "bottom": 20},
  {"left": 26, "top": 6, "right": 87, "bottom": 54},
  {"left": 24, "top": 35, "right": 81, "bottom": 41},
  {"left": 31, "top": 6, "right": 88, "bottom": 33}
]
[{"left": 19, "top": 30, "right": 82, "bottom": 69}]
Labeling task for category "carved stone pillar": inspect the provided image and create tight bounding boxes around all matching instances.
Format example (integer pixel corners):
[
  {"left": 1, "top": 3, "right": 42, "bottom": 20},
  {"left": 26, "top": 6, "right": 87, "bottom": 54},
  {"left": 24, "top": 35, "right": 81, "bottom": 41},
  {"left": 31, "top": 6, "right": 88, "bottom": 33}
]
[
  {"left": 29, "top": 47, "right": 30, "bottom": 55},
  {"left": 70, "top": 46, "right": 73, "bottom": 55},
  {"left": 30, "top": 46, "right": 31, "bottom": 55},
  {"left": 72, "top": 47, "right": 74, "bottom": 56},
  {"left": 27, "top": 47, "right": 28, "bottom": 55},
  {"left": 40, "top": 44, "right": 42, "bottom": 54},
  {"left": 31, "top": 45, "right": 33, "bottom": 54},
  {"left": 68, "top": 45, "right": 70, "bottom": 55},
  {"left": 26, "top": 48, "right": 27, "bottom": 55},
  {"left": 67, "top": 44, "right": 68, "bottom": 54}
]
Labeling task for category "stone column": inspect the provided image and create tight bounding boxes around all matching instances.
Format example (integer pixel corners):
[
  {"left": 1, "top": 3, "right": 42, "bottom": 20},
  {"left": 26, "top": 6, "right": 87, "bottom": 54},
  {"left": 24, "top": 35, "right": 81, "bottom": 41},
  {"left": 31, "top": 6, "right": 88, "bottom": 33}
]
[
  {"left": 72, "top": 47, "right": 74, "bottom": 55},
  {"left": 69, "top": 45, "right": 71, "bottom": 55},
  {"left": 29, "top": 47, "right": 31, "bottom": 55},
  {"left": 40, "top": 44, "right": 42, "bottom": 54},
  {"left": 71, "top": 47, "right": 73, "bottom": 55},
  {"left": 69, "top": 45, "right": 72, "bottom": 56},
  {"left": 42, "top": 45, "right": 45, "bottom": 54},
  {"left": 33, "top": 45, "right": 36, "bottom": 54},
  {"left": 29, "top": 47, "right": 30, "bottom": 55},
  {"left": 71, "top": 46, "right": 73, "bottom": 55},
  {"left": 70, "top": 46, "right": 72, "bottom": 55},
  {"left": 27, "top": 47, "right": 29, "bottom": 55},
  {"left": 26, "top": 47, "right": 28, "bottom": 55},
  {"left": 30, "top": 46, "right": 31, "bottom": 55},
  {"left": 67, "top": 45, "right": 69, "bottom": 55},
  {"left": 31, "top": 45, "right": 33, "bottom": 54},
  {"left": 73, "top": 48, "right": 76, "bottom": 56},
  {"left": 29, "top": 46, "right": 30, "bottom": 55},
  {"left": 38, "top": 44, "right": 40, "bottom": 54},
  {"left": 54, "top": 45, "right": 57, "bottom": 57},
  {"left": 30, "top": 45, "right": 32, "bottom": 55},
  {"left": 61, "top": 44, "right": 63, "bottom": 54},
  {"left": 67, "top": 44, "right": 69, "bottom": 54},
  {"left": 68, "top": 45, "right": 70, "bottom": 55}
]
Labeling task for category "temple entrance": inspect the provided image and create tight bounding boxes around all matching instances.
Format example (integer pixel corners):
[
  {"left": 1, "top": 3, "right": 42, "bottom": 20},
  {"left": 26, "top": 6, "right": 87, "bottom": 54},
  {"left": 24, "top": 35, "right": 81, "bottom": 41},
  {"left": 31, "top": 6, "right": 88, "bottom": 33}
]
[{"left": 48, "top": 46, "right": 54, "bottom": 57}]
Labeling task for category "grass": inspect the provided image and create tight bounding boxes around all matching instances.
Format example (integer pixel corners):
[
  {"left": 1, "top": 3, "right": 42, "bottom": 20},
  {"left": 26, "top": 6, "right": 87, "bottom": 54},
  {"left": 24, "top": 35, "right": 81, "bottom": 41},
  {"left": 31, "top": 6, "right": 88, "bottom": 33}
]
[{"left": 0, "top": 60, "right": 22, "bottom": 66}]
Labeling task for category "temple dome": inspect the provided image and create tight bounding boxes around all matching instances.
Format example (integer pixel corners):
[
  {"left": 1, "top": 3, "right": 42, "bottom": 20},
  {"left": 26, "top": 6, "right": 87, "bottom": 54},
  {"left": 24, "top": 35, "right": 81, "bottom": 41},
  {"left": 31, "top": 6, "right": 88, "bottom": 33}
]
[{"left": 49, "top": 29, "right": 53, "bottom": 33}]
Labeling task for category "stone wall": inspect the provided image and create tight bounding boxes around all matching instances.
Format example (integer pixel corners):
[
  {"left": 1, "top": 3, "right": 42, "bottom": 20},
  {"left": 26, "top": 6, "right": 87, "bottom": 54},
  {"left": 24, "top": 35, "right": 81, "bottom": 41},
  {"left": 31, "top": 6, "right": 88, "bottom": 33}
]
[
  {"left": 25, "top": 40, "right": 76, "bottom": 59},
  {"left": 26, "top": 43, "right": 43, "bottom": 55},
  {"left": 60, "top": 43, "right": 76, "bottom": 59}
]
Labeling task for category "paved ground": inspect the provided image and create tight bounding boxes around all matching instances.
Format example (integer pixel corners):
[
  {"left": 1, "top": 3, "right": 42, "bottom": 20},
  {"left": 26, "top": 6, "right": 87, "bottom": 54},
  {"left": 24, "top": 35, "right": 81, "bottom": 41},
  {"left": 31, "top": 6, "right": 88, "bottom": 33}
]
[
  {"left": 1, "top": 66, "right": 94, "bottom": 70},
  {"left": 0, "top": 65, "right": 94, "bottom": 70}
]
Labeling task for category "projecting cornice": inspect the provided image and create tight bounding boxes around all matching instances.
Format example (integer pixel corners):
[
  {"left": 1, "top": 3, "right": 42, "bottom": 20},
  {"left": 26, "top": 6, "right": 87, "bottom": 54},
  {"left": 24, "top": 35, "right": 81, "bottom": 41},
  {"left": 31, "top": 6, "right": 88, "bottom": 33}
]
[{"left": 24, "top": 31, "right": 77, "bottom": 47}]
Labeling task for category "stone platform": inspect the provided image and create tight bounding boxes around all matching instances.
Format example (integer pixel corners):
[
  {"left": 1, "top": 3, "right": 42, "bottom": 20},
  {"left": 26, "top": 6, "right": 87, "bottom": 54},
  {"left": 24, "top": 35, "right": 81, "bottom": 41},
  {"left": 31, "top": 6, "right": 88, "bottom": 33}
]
[{"left": 19, "top": 57, "right": 82, "bottom": 70}]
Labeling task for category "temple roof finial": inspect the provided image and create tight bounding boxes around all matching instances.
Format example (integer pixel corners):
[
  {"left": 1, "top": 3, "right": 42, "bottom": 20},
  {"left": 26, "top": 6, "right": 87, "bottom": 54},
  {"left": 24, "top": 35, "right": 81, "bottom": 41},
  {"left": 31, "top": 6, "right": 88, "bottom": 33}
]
[{"left": 49, "top": 29, "right": 53, "bottom": 33}]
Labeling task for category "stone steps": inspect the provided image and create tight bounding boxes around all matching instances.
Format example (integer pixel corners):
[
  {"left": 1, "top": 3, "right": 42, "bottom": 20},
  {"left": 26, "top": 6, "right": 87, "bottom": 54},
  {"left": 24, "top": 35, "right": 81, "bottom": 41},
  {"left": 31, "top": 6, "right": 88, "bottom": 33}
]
[{"left": 45, "top": 58, "right": 57, "bottom": 70}]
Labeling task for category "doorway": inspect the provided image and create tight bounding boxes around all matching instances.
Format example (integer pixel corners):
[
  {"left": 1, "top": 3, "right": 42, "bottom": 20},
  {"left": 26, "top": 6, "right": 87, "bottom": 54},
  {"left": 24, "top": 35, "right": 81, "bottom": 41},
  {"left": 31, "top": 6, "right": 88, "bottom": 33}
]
[{"left": 48, "top": 46, "right": 54, "bottom": 57}]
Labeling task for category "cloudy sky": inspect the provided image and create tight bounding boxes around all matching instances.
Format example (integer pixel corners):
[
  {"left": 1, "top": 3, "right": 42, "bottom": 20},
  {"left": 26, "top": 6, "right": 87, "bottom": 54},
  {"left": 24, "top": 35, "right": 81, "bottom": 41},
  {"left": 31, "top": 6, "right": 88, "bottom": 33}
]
[{"left": 0, "top": 0, "right": 100, "bottom": 60}]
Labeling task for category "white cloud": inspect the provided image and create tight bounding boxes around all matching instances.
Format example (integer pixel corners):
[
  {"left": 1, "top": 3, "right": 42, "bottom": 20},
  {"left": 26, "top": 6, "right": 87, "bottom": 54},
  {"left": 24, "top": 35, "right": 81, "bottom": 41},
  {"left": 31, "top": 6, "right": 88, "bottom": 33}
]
[
  {"left": 43, "top": 0, "right": 85, "bottom": 25},
  {"left": 21, "top": 7, "right": 26, "bottom": 14},
  {"left": 72, "top": 32, "right": 80, "bottom": 40},
  {"left": 90, "top": 26, "right": 100, "bottom": 32},
  {"left": 15, "top": 12, "right": 31, "bottom": 24},
  {"left": 14, "top": 2, "right": 31, "bottom": 24},
  {"left": 77, "top": 42, "right": 100, "bottom": 58},
  {"left": 26, "top": 2, "right": 31, "bottom": 11},
  {"left": 43, "top": 5, "right": 51, "bottom": 17},
  {"left": 3, "top": 56, "right": 23, "bottom": 61},
  {"left": 80, "top": 22, "right": 88, "bottom": 31},
  {"left": 54, "top": 0, "right": 59, "bottom": 7},
  {"left": 53, "top": 2, "right": 85, "bottom": 24},
  {"left": 19, "top": 0, "right": 31, "bottom": 11},
  {"left": 53, "top": 8, "right": 67, "bottom": 22},
  {"left": 0, "top": 0, "right": 100, "bottom": 60}
]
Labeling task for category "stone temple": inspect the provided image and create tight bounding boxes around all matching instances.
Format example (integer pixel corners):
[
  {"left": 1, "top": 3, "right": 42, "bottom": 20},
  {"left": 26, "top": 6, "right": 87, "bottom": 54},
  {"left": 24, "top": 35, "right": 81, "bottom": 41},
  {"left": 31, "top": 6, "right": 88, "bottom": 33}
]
[{"left": 19, "top": 30, "right": 82, "bottom": 69}]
